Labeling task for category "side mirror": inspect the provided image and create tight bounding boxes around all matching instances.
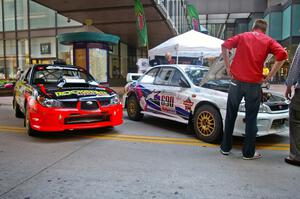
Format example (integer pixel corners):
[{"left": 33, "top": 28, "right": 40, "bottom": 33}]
[
  {"left": 179, "top": 77, "right": 190, "bottom": 88},
  {"left": 126, "top": 73, "right": 143, "bottom": 83}
]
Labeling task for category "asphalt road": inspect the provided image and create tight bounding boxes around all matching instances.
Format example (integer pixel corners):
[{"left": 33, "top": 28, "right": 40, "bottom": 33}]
[{"left": 0, "top": 103, "right": 299, "bottom": 199}]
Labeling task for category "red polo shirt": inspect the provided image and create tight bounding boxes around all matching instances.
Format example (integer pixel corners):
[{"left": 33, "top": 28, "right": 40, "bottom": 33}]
[{"left": 222, "top": 30, "right": 288, "bottom": 83}]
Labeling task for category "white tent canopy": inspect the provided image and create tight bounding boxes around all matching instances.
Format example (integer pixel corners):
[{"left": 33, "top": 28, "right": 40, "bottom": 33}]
[{"left": 148, "top": 30, "right": 224, "bottom": 60}]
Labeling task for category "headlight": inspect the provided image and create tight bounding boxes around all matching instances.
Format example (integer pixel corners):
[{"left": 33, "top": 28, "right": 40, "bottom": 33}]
[
  {"left": 239, "top": 103, "right": 270, "bottom": 113},
  {"left": 37, "top": 96, "right": 62, "bottom": 108},
  {"left": 110, "top": 95, "right": 120, "bottom": 105}
]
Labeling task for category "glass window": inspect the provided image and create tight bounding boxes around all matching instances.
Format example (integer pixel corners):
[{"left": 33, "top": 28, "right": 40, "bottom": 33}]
[
  {"left": 18, "top": 39, "right": 30, "bottom": 71},
  {"left": 170, "top": 69, "right": 183, "bottom": 86},
  {"left": 5, "top": 40, "right": 17, "bottom": 79},
  {"left": 57, "top": 14, "right": 82, "bottom": 27},
  {"left": 30, "top": 37, "right": 56, "bottom": 61},
  {"left": 29, "top": 1, "right": 55, "bottom": 29},
  {"left": 120, "top": 42, "right": 128, "bottom": 78},
  {"left": 109, "top": 44, "right": 119, "bottom": 79},
  {"left": 89, "top": 48, "right": 107, "bottom": 83},
  {"left": 140, "top": 68, "right": 159, "bottom": 84},
  {"left": 154, "top": 68, "right": 175, "bottom": 85},
  {"left": 58, "top": 43, "right": 73, "bottom": 65},
  {"left": 74, "top": 48, "right": 86, "bottom": 69},
  {"left": 16, "top": 0, "right": 28, "bottom": 30},
  {"left": 292, "top": 4, "right": 300, "bottom": 36},
  {"left": 0, "top": 2, "right": 3, "bottom": 32},
  {"left": 264, "top": 14, "right": 270, "bottom": 36},
  {"left": 4, "top": 0, "right": 15, "bottom": 31},
  {"left": 269, "top": 12, "right": 282, "bottom": 40},
  {"left": 0, "top": 41, "right": 4, "bottom": 79},
  {"left": 282, "top": 6, "right": 291, "bottom": 40}
]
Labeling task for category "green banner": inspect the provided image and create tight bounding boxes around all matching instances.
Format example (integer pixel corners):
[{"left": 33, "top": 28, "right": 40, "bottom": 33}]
[
  {"left": 187, "top": 4, "right": 200, "bottom": 31},
  {"left": 134, "top": 0, "right": 148, "bottom": 48}
]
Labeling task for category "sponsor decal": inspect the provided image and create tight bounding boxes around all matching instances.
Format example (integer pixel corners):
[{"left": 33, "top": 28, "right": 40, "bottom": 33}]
[
  {"left": 183, "top": 98, "right": 194, "bottom": 111},
  {"left": 55, "top": 90, "right": 108, "bottom": 97},
  {"left": 161, "top": 95, "right": 175, "bottom": 111}
]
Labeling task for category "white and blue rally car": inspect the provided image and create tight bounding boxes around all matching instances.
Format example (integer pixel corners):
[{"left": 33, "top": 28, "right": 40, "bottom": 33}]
[{"left": 123, "top": 64, "right": 289, "bottom": 143}]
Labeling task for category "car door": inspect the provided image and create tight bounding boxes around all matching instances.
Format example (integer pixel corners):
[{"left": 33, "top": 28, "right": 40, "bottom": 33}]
[
  {"left": 168, "top": 68, "right": 192, "bottom": 121},
  {"left": 153, "top": 67, "right": 177, "bottom": 116},
  {"left": 136, "top": 67, "right": 160, "bottom": 111}
]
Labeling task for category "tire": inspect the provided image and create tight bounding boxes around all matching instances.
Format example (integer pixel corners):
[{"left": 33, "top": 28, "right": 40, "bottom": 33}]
[
  {"left": 14, "top": 99, "right": 24, "bottom": 118},
  {"left": 193, "top": 104, "right": 222, "bottom": 143},
  {"left": 25, "top": 105, "right": 38, "bottom": 137},
  {"left": 126, "top": 95, "right": 143, "bottom": 121}
]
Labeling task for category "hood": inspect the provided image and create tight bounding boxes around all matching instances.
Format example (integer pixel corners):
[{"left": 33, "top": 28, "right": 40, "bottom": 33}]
[
  {"left": 200, "top": 56, "right": 231, "bottom": 86},
  {"left": 37, "top": 84, "right": 114, "bottom": 100}
]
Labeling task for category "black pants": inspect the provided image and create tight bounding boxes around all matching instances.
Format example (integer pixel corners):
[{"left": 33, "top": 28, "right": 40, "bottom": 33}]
[
  {"left": 221, "top": 79, "right": 261, "bottom": 158},
  {"left": 289, "top": 89, "right": 300, "bottom": 161}
]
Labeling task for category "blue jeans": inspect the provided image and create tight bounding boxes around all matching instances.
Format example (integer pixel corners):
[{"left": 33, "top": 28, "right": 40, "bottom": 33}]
[{"left": 220, "top": 79, "right": 261, "bottom": 158}]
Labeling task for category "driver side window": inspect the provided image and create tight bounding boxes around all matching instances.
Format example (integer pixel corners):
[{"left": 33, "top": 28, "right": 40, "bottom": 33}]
[
  {"left": 140, "top": 68, "right": 160, "bottom": 84},
  {"left": 154, "top": 68, "right": 175, "bottom": 85}
]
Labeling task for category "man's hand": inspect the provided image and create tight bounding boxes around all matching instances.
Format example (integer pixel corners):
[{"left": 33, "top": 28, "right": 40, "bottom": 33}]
[{"left": 285, "top": 85, "right": 292, "bottom": 100}]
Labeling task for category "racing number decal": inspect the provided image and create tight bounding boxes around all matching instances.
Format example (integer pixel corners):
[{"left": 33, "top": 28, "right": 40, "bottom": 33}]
[{"left": 160, "top": 95, "right": 175, "bottom": 112}]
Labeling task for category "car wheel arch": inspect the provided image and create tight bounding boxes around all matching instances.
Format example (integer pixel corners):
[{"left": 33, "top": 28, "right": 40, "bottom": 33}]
[
  {"left": 192, "top": 101, "right": 223, "bottom": 122},
  {"left": 126, "top": 91, "right": 139, "bottom": 107}
]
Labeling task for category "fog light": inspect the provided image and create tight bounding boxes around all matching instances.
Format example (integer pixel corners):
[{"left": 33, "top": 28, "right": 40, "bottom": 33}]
[
  {"left": 58, "top": 114, "right": 62, "bottom": 120},
  {"left": 114, "top": 111, "right": 116, "bottom": 116},
  {"left": 32, "top": 117, "right": 39, "bottom": 122}
]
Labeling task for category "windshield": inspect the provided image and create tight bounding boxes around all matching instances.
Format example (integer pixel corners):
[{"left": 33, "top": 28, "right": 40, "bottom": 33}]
[
  {"left": 32, "top": 66, "right": 94, "bottom": 84},
  {"left": 184, "top": 67, "right": 208, "bottom": 86}
]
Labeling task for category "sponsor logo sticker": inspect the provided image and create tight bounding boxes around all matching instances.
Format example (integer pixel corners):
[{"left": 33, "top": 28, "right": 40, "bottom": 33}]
[{"left": 55, "top": 90, "right": 108, "bottom": 97}]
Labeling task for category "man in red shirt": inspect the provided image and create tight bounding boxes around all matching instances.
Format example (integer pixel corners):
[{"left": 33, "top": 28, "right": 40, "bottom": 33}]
[{"left": 220, "top": 19, "right": 288, "bottom": 159}]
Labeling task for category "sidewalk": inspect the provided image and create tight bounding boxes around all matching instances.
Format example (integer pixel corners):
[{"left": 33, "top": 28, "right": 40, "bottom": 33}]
[{"left": 0, "top": 96, "right": 12, "bottom": 106}]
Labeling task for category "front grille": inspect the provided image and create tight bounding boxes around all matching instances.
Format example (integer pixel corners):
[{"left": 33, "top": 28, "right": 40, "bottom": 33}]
[
  {"left": 61, "top": 101, "right": 78, "bottom": 109},
  {"left": 269, "top": 104, "right": 288, "bottom": 111},
  {"left": 272, "top": 119, "right": 286, "bottom": 127},
  {"left": 64, "top": 114, "right": 110, "bottom": 124},
  {"left": 98, "top": 98, "right": 110, "bottom": 106},
  {"left": 80, "top": 101, "right": 99, "bottom": 110}
]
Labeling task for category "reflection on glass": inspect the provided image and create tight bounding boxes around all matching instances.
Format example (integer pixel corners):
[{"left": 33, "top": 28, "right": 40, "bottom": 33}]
[
  {"left": 5, "top": 40, "right": 17, "bottom": 79},
  {"left": 89, "top": 48, "right": 107, "bottom": 83},
  {"left": 18, "top": 39, "right": 30, "bottom": 71},
  {"left": 17, "top": 0, "right": 28, "bottom": 30},
  {"left": 29, "top": 1, "right": 55, "bottom": 29},
  {"left": 58, "top": 43, "right": 73, "bottom": 65},
  {"left": 4, "top": 0, "right": 15, "bottom": 31},
  {"left": 75, "top": 49, "right": 86, "bottom": 69},
  {"left": 0, "top": 41, "right": 4, "bottom": 79},
  {"left": 57, "top": 14, "right": 82, "bottom": 27},
  {"left": 31, "top": 37, "right": 56, "bottom": 60}
]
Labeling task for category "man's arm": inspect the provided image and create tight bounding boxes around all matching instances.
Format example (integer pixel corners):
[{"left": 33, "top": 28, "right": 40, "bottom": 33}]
[
  {"left": 221, "top": 46, "right": 231, "bottom": 76},
  {"left": 285, "top": 44, "right": 300, "bottom": 99},
  {"left": 263, "top": 39, "right": 288, "bottom": 83},
  {"left": 221, "top": 34, "right": 240, "bottom": 77},
  {"left": 263, "top": 60, "right": 285, "bottom": 83}
]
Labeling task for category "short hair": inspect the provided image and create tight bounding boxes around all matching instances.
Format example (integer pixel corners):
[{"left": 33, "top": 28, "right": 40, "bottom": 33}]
[{"left": 252, "top": 19, "right": 268, "bottom": 33}]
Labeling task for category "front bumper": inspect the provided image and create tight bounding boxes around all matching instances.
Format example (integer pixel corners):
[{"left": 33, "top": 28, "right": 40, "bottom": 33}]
[
  {"left": 28, "top": 102, "right": 123, "bottom": 132},
  {"left": 220, "top": 110, "right": 289, "bottom": 137},
  {"left": 234, "top": 111, "right": 289, "bottom": 136}
]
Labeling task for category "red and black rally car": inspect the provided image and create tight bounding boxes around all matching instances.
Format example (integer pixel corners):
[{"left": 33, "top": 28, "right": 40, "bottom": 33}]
[{"left": 13, "top": 63, "right": 123, "bottom": 136}]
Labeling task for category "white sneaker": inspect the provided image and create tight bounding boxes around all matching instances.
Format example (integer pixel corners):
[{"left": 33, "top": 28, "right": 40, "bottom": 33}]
[
  {"left": 220, "top": 149, "right": 230, "bottom": 155},
  {"left": 243, "top": 152, "right": 262, "bottom": 160}
]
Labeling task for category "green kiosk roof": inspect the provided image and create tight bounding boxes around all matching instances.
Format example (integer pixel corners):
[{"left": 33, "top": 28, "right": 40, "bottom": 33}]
[{"left": 58, "top": 32, "right": 120, "bottom": 45}]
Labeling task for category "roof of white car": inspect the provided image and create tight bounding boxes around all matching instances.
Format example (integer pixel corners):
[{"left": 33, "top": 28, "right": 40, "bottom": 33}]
[{"left": 156, "top": 64, "right": 209, "bottom": 71}]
